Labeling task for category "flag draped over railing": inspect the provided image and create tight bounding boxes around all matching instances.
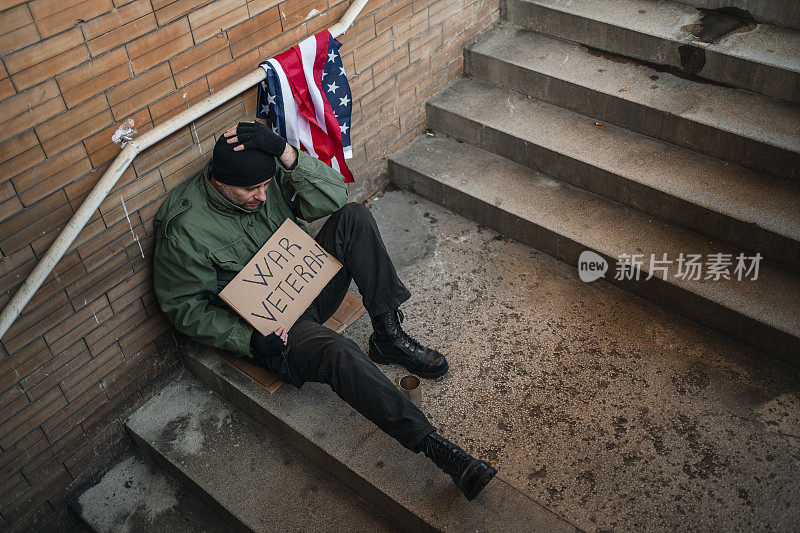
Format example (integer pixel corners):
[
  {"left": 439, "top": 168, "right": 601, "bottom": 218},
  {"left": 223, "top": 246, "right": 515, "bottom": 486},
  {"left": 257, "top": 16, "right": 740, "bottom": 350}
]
[{"left": 257, "top": 30, "right": 354, "bottom": 183}]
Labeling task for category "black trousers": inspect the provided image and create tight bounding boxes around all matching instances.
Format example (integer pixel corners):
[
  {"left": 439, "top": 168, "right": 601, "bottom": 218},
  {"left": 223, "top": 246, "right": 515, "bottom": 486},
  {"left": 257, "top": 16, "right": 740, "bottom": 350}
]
[{"left": 250, "top": 203, "right": 436, "bottom": 451}]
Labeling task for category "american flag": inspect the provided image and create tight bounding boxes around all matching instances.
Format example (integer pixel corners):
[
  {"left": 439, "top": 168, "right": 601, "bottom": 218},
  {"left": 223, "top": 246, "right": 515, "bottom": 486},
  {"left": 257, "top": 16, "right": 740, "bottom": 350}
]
[{"left": 256, "top": 30, "right": 354, "bottom": 183}]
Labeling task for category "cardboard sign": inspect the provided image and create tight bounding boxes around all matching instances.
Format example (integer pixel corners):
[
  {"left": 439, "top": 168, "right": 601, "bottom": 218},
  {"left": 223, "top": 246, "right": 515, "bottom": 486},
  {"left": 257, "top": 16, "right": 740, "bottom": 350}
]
[{"left": 219, "top": 219, "right": 342, "bottom": 335}]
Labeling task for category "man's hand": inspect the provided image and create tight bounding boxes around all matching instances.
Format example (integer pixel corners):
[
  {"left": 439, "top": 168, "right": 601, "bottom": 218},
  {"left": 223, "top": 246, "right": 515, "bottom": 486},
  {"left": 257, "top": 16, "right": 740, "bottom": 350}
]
[
  {"left": 250, "top": 326, "right": 289, "bottom": 361},
  {"left": 274, "top": 326, "right": 289, "bottom": 344},
  {"left": 224, "top": 121, "right": 297, "bottom": 168}
]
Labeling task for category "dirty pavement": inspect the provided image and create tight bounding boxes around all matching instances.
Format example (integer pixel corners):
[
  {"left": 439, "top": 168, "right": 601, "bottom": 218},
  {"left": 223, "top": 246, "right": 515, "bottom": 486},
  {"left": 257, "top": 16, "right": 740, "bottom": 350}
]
[{"left": 345, "top": 189, "right": 800, "bottom": 532}]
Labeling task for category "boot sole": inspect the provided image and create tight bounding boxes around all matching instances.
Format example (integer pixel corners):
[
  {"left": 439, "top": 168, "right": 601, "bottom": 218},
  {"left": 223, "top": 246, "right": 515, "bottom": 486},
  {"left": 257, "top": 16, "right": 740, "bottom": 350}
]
[
  {"left": 462, "top": 463, "right": 498, "bottom": 501},
  {"left": 368, "top": 335, "right": 449, "bottom": 379}
]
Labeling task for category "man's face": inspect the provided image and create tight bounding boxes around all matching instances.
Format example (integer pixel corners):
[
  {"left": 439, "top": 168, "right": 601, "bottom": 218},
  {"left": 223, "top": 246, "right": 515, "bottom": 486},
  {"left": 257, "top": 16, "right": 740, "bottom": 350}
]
[{"left": 212, "top": 178, "right": 272, "bottom": 211}]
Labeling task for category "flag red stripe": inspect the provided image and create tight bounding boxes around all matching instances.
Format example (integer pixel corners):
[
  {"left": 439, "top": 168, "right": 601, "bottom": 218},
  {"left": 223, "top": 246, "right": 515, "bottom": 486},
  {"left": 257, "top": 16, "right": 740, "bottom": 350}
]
[
  {"left": 274, "top": 32, "right": 353, "bottom": 182},
  {"left": 276, "top": 46, "right": 333, "bottom": 166}
]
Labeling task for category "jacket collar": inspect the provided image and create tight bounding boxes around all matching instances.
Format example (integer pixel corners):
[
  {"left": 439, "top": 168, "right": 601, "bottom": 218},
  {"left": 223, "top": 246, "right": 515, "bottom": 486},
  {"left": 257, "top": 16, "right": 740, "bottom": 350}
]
[{"left": 200, "top": 160, "right": 261, "bottom": 215}]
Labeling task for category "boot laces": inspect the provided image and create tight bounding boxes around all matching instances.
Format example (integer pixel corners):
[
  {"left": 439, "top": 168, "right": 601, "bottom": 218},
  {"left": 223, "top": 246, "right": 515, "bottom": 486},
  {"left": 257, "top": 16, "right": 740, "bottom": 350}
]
[
  {"left": 393, "top": 309, "right": 428, "bottom": 353},
  {"left": 422, "top": 434, "right": 473, "bottom": 477}
]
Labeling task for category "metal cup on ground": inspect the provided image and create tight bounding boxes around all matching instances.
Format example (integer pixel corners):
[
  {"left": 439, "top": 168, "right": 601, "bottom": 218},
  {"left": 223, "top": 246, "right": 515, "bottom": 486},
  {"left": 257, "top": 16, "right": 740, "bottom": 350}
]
[{"left": 398, "top": 375, "right": 421, "bottom": 406}]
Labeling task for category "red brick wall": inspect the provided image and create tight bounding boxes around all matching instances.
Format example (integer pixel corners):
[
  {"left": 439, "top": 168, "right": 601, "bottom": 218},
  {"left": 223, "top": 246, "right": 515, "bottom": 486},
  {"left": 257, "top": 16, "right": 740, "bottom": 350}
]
[{"left": 0, "top": 0, "right": 498, "bottom": 528}]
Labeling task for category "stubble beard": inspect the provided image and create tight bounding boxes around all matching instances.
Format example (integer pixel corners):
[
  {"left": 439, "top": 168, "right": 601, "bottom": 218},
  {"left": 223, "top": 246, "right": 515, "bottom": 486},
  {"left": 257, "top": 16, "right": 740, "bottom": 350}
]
[{"left": 215, "top": 181, "right": 262, "bottom": 211}]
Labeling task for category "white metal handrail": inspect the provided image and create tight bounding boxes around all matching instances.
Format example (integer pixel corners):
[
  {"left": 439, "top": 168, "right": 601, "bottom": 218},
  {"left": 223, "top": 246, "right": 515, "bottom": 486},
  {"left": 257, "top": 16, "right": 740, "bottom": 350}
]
[{"left": 0, "top": 0, "right": 370, "bottom": 340}]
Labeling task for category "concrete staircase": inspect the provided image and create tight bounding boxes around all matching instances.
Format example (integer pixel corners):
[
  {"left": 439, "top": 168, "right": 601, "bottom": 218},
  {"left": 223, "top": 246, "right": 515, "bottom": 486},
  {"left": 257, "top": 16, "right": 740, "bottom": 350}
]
[
  {"left": 73, "top": 372, "right": 401, "bottom": 532},
  {"left": 75, "top": 355, "right": 577, "bottom": 532},
  {"left": 390, "top": 0, "right": 800, "bottom": 364},
  {"left": 74, "top": 1, "right": 800, "bottom": 530}
]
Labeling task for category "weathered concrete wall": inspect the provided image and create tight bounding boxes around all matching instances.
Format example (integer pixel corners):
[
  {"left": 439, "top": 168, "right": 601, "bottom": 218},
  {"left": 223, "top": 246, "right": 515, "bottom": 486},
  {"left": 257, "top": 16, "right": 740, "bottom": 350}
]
[{"left": 0, "top": 0, "right": 498, "bottom": 528}]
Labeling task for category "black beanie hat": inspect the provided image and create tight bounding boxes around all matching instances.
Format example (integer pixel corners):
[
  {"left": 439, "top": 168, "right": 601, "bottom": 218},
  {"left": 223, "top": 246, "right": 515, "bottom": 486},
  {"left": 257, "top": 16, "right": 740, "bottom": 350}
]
[{"left": 211, "top": 134, "right": 277, "bottom": 186}]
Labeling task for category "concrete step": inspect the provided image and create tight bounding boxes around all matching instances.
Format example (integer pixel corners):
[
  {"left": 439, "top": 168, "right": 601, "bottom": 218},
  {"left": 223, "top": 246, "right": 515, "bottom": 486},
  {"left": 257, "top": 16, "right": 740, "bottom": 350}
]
[
  {"left": 464, "top": 24, "right": 800, "bottom": 182},
  {"left": 388, "top": 134, "right": 800, "bottom": 363},
  {"left": 427, "top": 75, "right": 800, "bottom": 269},
  {"left": 502, "top": 0, "right": 800, "bottom": 104},
  {"left": 676, "top": 0, "right": 800, "bottom": 32},
  {"left": 125, "top": 371, "right": 400, "bottom": 533},
  {"left": 183, "top": 345, "right": 579, "bottom": 533},
  {"left": 73, "top": 452, "right": 230, "bottom": 532}
]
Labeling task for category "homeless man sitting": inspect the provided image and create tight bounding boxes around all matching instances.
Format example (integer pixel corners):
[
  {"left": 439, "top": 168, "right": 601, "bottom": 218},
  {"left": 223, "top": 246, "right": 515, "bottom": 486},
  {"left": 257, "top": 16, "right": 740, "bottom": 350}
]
[{"left": 152, "top": 121, "right": 497, "bottom": 500}]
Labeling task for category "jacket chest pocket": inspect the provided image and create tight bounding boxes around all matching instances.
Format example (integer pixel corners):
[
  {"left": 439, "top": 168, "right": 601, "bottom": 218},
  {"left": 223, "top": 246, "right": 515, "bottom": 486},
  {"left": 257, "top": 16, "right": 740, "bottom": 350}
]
[
  {"left": 211, "top": 240, "right": 250, "bottom": 290},
  {"left": 268, "top": 188, "right": 294, "bottom": 227}
]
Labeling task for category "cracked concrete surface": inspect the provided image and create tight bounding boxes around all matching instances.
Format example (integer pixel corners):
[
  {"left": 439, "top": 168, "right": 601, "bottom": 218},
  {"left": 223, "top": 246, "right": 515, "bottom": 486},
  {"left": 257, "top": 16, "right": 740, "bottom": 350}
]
[{"left": 345, "top": 189, "right": 800, "bottom": 531}]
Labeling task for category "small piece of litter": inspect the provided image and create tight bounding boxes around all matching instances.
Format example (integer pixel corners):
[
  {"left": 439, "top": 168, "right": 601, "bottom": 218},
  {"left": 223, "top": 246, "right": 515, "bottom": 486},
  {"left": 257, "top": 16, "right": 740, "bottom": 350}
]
[{"left": 595, "top": 122, "right": 604, "bottom": 126}]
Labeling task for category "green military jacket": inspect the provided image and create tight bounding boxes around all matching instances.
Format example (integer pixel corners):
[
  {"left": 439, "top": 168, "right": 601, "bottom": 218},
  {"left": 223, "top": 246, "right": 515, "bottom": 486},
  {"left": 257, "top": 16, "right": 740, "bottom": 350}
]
[{"left": 153, "top": 150, "right": 348, "bottom": 357}]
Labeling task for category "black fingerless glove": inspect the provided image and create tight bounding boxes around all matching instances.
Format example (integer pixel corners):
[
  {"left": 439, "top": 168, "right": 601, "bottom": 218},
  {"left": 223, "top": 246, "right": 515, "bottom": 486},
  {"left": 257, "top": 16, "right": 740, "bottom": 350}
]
[
  {"left": 236, "top": 122, "right": 287, "bottom": 157},
  {"left": 250, "top": 330, "right": 287, "bottom": 360}
]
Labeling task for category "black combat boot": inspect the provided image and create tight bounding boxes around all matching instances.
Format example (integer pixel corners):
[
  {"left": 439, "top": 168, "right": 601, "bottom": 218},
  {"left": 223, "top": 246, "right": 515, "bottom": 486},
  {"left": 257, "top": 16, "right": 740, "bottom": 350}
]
[
  {"left": 418, "top": 432, "right": 497, "bottom": 500},
  {"left": 369, "top": 309, "right": 449, "bottom": 378}
]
